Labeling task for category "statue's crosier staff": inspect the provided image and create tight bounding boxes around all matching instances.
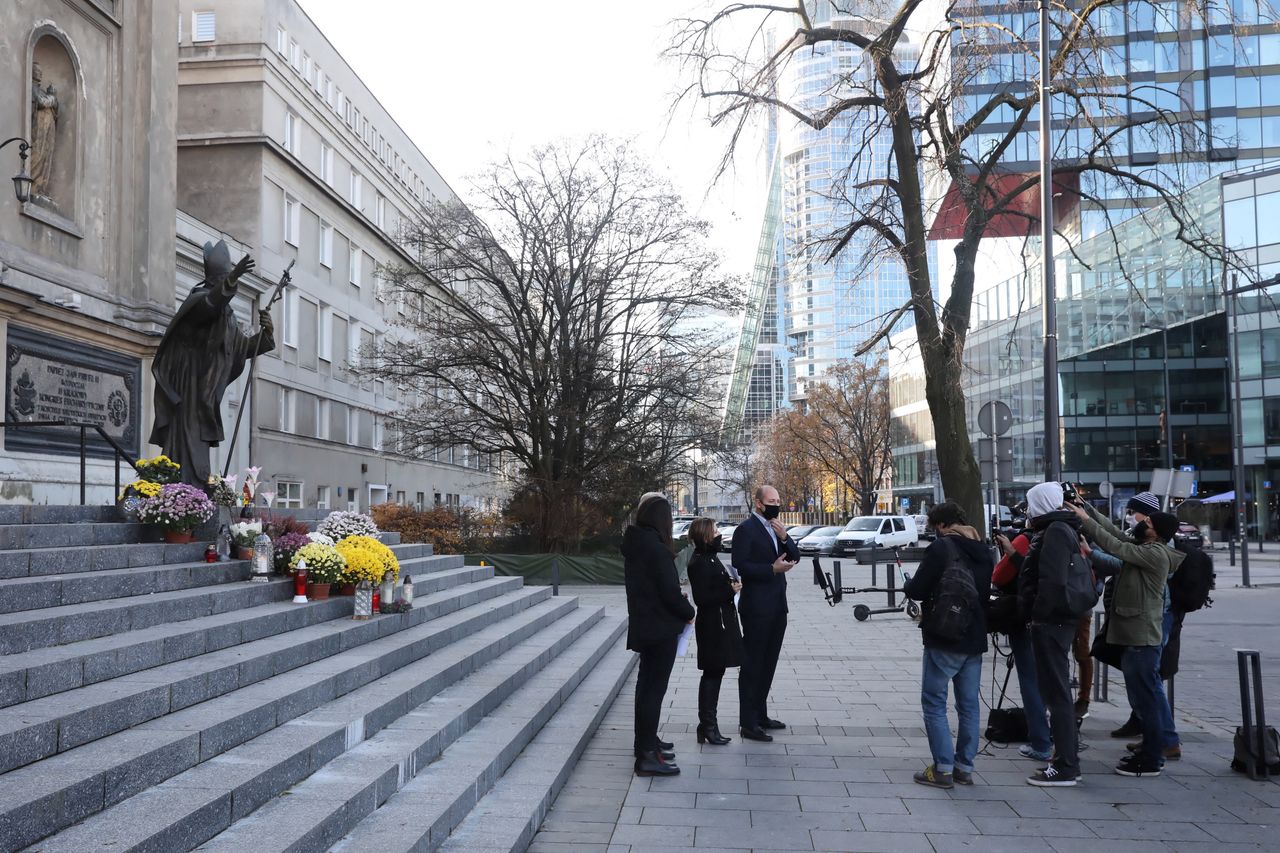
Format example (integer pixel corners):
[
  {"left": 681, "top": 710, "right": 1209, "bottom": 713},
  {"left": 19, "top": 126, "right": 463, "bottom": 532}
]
[{"left": 221, "top": 260, "right": 294, "bottom": 479}]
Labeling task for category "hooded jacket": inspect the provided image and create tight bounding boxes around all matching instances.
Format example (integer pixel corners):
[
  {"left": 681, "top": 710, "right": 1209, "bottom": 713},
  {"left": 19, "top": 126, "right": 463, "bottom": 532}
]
[
  {"left": 1080, "top": 503, "right": 1184, "bottom": 647},
  {"left": 621, "top": 524, "right": 695, "bottom": 650},
  {"left": 904, "top": 526, "right": 994, "bottom": 655},
  {"left": 1018, "top": 509, "right": 1085, "bottom": 625}
]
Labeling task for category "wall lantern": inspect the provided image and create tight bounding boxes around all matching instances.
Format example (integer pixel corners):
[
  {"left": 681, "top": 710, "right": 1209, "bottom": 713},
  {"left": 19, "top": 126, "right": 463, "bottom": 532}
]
[{"left": 1, "top": 138, "right": 32, "bottom": 204}]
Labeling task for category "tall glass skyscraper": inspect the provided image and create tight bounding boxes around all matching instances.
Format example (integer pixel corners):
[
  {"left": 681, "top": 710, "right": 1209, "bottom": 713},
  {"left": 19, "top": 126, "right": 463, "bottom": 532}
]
[{"left": 725, "top": 2, "right": 924, "bottom": 433}]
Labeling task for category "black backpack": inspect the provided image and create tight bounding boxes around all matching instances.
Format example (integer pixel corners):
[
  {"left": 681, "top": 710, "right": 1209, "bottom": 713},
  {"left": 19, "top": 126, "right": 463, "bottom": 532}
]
[
  {"left": 1169, "top": 540, "right": 1215, "bottom": 613},
  {"left": 922, "top": 538, "right": 979, "bottom": 642}
]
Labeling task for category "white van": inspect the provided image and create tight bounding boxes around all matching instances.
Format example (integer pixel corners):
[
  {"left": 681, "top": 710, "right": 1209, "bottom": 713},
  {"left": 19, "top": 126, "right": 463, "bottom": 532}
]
[{"left": 831, "top": 515, "right": 918, "bottom": 559}]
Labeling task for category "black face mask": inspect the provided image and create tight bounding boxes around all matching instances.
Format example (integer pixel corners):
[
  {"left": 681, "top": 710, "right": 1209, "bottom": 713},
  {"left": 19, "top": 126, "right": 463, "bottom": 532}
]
[
  {"left": 761, "top": 504, "right": 781, "bottom": 520},
  {"left": 1132, "top": 521, "right": 1150, "bottom": 541},
  {"left": 708, "top": 535, "right": 723, "bottom": 552}
]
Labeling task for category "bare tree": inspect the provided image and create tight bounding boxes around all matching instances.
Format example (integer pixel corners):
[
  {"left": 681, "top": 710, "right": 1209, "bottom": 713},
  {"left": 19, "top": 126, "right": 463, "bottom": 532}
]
[
  {"left": 670, "top": 0, "right": 1237, "bottom": 531},
  {"left": 754, "top": 411, "right": 827, "bottom": 511},
  {"left": 781, "top": 359, "right": 893, "bottom": 515},
  {"left": 368, "top": 137, "right": 740, "bottom": 552}
]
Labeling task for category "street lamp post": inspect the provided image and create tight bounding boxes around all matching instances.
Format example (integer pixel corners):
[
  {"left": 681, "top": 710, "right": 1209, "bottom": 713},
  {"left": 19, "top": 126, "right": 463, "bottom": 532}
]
[
  {"left": 1228, "top": 272, "right": 1250, "bottom": 587},
  {"left": 1143, "top": 320, "right": 1175, "bottom": 508},
  {"left": 1, "top": 137, "right": 33, "bottom": 204},
  {"left": 1033, "top": 0, "right": 1061, "bottom": 482}
]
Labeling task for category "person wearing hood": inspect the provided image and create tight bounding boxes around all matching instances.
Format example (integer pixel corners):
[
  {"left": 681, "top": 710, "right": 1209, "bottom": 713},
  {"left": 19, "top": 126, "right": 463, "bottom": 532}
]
[
  {"left": 622, "top": 493, "right": 695, "bottom": 777},
  {"left": 1071, "top": 500, "right": 1184, "bottom": 777},
  {"left": 904, "top": 501, "right": 994, "bottom": 789},
  {"left": 1018, "top": 481, "right": 1089, "bottom": 787}
]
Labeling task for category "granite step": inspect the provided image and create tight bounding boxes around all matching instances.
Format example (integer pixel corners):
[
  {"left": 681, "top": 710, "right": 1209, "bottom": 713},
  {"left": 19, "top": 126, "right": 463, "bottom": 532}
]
[
  {"left": 0, "top": 541, "right": 210, "bottom": 580},
  {"left": 437, "top": 632, "right": 636, "bottom": 853},
  {"left": 6, "top": 588, "right": 567, "bottom": 852},
  {"left": 328, "top": 615, "right": 628, "bottom": 853},
  {"left": 0, "top": 560, "right": 497, "bottom": 773},
  {"left": 0, "top": 544, "right": 440, "bottom": 616},
  {"left": 0, "top": 522, "right": 156, "bottom": 550},
  {"left": 0, "top": 505, "right": 122, "bottom": 525},
  {"left": 198, "top": 604, "right": 612, "bottom": 853},
  {"left": 0, "top": 546, "right": 455, "bottom": 656},
  {"left": 0, "top": 550, "right": 449, "bottom": 709}
]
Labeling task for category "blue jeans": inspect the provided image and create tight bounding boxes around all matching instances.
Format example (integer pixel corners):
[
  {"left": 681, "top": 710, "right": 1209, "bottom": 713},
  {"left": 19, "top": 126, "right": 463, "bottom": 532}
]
[
  {"left": 1121, "top": 644, "right": 1165, "bottom": 764},
  {"left": 1008, "top": 629, "right": 1052, "bottom": 754},
  {"left": 921, "top": 648, "right": 983, "bottom": 774},
  {"left": 1131, "top": 609, "right": 1180, "bottom": 749}
]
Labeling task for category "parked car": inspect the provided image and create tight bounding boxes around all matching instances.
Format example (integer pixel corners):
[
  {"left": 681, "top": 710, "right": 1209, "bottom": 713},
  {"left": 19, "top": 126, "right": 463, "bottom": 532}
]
[
  {"left": 1175, "top": 522, "right": 1205, "bottom": 549},
  {"left": 797, "top": 525, "right": 845, "bottom": 556},
  {"left": 717, "top": 522, "right": 737, "bottom": 552},
  {"left": 786, "top": 524, "right": 821, "bottom": 541},
  {"left": 672, "top": 520, "right": 693, "bottom": 540},
  {"left": 831, "top": 515, "right": 918, "bottom": 560},
  {"left": 911, "top": 514, "right": 934, "bottom": 542}
]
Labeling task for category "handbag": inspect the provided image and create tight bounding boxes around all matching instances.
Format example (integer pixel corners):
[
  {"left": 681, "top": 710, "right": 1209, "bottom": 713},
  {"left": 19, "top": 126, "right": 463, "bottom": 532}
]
[{"left": 1090, "top": 617, "right": 1124, "bottom": 669}]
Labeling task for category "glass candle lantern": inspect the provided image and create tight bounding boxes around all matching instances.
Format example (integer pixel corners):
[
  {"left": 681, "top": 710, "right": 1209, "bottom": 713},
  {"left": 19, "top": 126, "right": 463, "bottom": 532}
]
[
  {"left": 216, "top": 524, "right": 231, "bottom": 561},
  {"left": 401, "top": 575, "right": 413, "bottom": 606},
  {"left": 353, "top": 580, "right": 373, "bottom": 620},
  {"left": 292, "top": 559, "right": 309, "bottom": 603},
  {"left": 379, "top": 576, "right": 395, "bottom": 610},
  {"left": 250, "top": 532, "right": 273, "bottom": 582}
]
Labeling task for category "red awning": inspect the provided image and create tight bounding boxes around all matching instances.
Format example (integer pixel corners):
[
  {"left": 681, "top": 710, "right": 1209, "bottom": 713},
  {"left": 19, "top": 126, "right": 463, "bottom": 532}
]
[{"left": 927, "top": 171, "right": 1080, "bottom": 241}]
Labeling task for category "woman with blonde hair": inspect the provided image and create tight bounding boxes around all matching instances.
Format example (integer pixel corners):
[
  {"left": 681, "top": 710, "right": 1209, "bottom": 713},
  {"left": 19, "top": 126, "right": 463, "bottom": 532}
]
[
  {"left": 621, "top": 492, "right": 695, "bottom": 776},
  {"left": 686, "top": 517, "right": 744, "bottom": 745}
]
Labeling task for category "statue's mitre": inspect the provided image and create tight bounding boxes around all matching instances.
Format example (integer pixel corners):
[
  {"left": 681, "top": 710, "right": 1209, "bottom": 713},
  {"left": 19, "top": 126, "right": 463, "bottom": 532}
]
[{"left": 201, "top": 240, "right": 234, "bottom": 283}]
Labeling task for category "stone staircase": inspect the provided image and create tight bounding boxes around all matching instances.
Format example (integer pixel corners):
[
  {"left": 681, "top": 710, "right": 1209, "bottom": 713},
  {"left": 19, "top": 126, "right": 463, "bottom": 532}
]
[{"left": 0, "top": 506, "right": 633, "bottom": 853}]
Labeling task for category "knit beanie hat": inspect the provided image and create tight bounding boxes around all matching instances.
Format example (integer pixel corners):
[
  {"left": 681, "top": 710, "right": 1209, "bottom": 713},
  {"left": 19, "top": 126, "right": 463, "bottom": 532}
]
[
  {"left": 1127, "top": 492, "right": 1160, "bottom": 515},
  {"left": 1026, "top": 482, "right": 1064, "bottom": 519},
  {"left": 1150, "top": 512, "right": 1180, "bottom": 543}
]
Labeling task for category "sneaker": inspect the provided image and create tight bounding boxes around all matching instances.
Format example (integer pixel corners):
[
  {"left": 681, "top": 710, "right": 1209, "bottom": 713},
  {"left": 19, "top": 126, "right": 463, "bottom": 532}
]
[
  {"left": 953, "top": 768, "right": 974, "bottom": 785},
  {"left": 1111, "top": 718, "right": 1142, "bottom": 738},
  {"left": 1027, "top": 765, "right": 1079, "bottom": 787},
  {"left": 913, "top": 765, "right": 954, "bottom": 789},
  {"left": 1019, "top": 744, "right": 1053, "bottom": 762},
  {"left": 1074, "top": 699, "right": 1090, "bottom": 719},
  {"left": 1125, "top": 742, "right": 1181, "bottom": 761},
  {"left": 1114, "top": 755, "right": 1163, "bottom": 777}
]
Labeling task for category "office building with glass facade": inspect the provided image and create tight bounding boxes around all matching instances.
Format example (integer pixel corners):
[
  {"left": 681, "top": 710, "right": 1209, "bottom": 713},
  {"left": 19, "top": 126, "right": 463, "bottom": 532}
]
[{"left": 892, "top": 163, "right": 1280, "bottom": 541}]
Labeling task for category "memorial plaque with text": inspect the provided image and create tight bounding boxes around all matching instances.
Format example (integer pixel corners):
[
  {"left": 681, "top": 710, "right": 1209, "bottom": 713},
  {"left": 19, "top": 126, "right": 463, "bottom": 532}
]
[{"left": 4, "top": 325, "right": 141, "bottom": 458}]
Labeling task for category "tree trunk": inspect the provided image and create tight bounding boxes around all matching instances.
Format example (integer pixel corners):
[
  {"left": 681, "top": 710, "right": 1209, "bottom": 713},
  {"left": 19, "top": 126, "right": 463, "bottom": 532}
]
[{"left": 922, "top": 346, "right": 986, "bottom": 536}]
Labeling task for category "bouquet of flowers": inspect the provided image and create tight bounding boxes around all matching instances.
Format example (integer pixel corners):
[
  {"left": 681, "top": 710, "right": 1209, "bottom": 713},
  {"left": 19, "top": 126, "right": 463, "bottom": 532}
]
[
  {"left": 138, "top": 483, "right": 215, "bottom": 532},
  {"left": 290, "top": 541, "right": 345, "bottom": 583},
  {"left": 336, "top": 534, "right": 399, "bottom": 586},
  {"left": 119, "top": 479, "right": 163, "bottom": 501},
  {"left": 273, "top": 531, "right": 311, "bottom": 572},
  {"left": 230, "top": 520, "right": 264, "bottom": 547},
  {"left": 206, "top": 475, "right": 239, "bottom": 508},
  {"left": 317, "top": 510, "right": 379, "bottom": 542},
  {"left": 134, "top": 455, "right": 181, "bottom": 485},
  {"left": 307, "top": 531, "right": 336, "bottom": 547}
]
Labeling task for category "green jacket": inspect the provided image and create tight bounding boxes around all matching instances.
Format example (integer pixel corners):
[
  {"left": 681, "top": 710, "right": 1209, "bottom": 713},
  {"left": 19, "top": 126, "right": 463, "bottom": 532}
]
[{"left": 1080, "top": 504, "right": 1184, "bottom": 647}]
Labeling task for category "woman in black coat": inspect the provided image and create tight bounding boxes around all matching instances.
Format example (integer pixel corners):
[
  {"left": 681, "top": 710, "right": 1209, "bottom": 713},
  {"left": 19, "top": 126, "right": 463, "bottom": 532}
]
[
  {"left": 622, "top": 492, "right": 695, "bottom": 777},
  {"left": 686, "top": 518, "right": 744, "bottom": 745}
]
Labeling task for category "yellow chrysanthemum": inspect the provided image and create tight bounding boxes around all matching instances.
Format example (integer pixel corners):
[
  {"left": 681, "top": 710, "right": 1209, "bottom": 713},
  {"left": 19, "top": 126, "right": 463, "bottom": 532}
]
[{"left": 336, "top": 535, "right": 399, "bottom": 585}]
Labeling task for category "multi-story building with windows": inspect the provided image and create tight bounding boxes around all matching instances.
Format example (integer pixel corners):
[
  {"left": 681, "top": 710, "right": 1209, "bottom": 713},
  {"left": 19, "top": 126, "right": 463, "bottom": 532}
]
[{"left": 174, "top": 0, "right": 505, "bottom": 512}]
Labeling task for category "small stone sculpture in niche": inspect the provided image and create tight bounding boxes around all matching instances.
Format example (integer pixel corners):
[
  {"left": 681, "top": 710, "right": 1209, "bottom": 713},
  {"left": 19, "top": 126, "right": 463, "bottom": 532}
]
[{"left": 29, "top": 61, "right": 58, "bottom": 201}]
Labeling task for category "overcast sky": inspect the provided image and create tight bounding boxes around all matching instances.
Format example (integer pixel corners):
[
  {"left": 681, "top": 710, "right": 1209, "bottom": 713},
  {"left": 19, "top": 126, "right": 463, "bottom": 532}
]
[{"left": 298, "top": 0, "right": 769, "bottom": 278}]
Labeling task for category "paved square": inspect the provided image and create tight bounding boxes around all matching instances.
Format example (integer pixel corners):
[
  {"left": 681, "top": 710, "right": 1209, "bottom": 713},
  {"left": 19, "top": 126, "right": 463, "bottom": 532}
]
[{"left": 536, "top": 555, "right": 1280, "bottom": 852}]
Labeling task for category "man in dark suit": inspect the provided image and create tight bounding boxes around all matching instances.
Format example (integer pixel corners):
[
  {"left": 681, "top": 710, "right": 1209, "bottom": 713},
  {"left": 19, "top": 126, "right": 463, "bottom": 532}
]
[{"left": 732, "top": 484, "right": 799, "bottom": 741}]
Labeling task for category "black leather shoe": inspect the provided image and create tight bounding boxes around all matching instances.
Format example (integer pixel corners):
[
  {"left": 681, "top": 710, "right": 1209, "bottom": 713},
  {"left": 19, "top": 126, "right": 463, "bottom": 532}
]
[
  {"left": 636, "top": 749, "right": 676, "bottom": 760},
  {"left": 697, "top": 724, "right": 731, "bottom": 746},
  {"left": 657, "top": 737, "right": 673, "bottom": 750},
  {"left": 635, "top": 750, "right": 680, "bottom": 777},
  {"left": 762, "top": 717, "right": 786, "bottom": 730},
  {"left": 740, "top": 726, "right": 773, "bottom": 742}
]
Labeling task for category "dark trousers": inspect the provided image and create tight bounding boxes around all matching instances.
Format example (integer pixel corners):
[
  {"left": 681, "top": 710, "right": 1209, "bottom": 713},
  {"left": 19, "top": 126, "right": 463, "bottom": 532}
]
[
  {"left": 739, "top": 611, "right": 786, "bottom": 729},
  {"left": 1121, "top": 644, "right": 1166, "bottom": 764},
  {"left": 633, "top": 635, "right": 678, "bottom": 754},
  {"left": 1031, "top": 622, "right": 1079, "bottom": 774}
]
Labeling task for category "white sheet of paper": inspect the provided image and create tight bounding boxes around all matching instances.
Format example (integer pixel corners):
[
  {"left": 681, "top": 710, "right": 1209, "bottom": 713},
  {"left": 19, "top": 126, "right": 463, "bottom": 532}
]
[{"left": 676, "top": 622, "right": 695, "bottom": 657}]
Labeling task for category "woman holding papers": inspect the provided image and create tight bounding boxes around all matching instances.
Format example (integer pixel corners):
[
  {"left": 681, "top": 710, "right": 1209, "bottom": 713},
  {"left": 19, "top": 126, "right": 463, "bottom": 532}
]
[
  {"left": 622, "top": 492, "right": 695, "bottom": 777},
  {"left": 687, "top": 518, "right": 744, "bottom": 746}
]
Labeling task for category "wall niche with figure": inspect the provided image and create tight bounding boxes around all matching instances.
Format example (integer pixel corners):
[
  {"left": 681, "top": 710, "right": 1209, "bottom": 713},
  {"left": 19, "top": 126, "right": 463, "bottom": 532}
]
[{"left": 26, "top": 30, "right": 79, "bottom": 231}]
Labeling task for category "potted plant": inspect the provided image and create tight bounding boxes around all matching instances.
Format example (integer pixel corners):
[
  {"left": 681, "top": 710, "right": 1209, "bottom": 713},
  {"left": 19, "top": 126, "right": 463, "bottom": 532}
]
[
  {"left": 134, "top": 455, "right": 181, "bottom": 485},
  {"left": 118, "top": 479, "right": 162, "bottom": 522},
  {"left": 137, "top": 483, "right": 216, "bottom": 543},
  {"left": 230, "top": 520, "right": 264, "bottom": 560},
  {"left": 272, "top": 531, "right": 311, "bottom": 574},
  {"left": 290, "top": 541, "right": 345, "bottom": 600},
  {"left": 336, "top": 534, "right": 400, "bottom": 594},
  {"left": 317, "top": 510, "right": 379, "bottom": 543}
]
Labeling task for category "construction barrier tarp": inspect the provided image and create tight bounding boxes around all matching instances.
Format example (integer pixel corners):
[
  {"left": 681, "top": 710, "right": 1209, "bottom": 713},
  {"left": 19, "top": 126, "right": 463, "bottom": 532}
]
[{"left": 467, "top": 553, "right": 626, "bottom": 584}]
